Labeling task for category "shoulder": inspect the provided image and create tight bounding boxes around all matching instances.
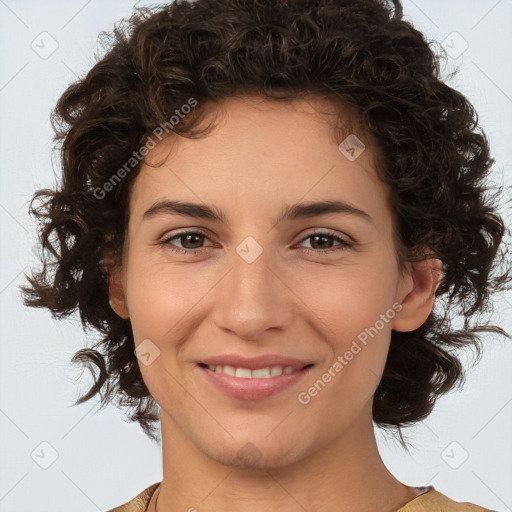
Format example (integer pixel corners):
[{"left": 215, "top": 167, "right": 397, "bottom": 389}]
[
  {"left": 397, "top": 488, "right": 498, "bottom": 512},
  {"left": 105, "top": 482, "right": 161, "bottom": 512}
]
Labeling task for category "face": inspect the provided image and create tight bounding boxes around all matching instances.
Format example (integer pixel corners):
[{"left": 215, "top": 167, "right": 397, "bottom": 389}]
[{"left": 109, "top": 95, "right": 434, "bottom": 469}]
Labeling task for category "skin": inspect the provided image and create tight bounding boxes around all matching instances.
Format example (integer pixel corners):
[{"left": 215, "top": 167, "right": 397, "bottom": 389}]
[{"left": 108, "top": 95, "right": 442, "bottom": 512}]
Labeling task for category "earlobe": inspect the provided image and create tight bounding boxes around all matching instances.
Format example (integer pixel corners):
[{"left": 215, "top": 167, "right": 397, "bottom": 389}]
[
  {"left": 392, "top": 256, "right": 443, "bottom": 332},
  {"left": 103, "top": 254, "right": 130, "bottom": 320}
]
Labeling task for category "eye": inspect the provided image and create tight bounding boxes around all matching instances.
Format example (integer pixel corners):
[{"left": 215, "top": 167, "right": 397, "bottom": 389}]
[
  {"left": 158, "top": 229, "right": 213, "bottom": 255},
  {"left": 297, "top": 230, "right": 353, "bottom": 254}
]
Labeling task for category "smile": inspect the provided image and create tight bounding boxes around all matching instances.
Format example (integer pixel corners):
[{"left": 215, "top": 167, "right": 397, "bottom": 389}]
[
  {"left": 197, "top": 362, "right": 314, "bottom": 400},
  {"left": 204, "top": 364, "right": 302, "bottom": 378}
]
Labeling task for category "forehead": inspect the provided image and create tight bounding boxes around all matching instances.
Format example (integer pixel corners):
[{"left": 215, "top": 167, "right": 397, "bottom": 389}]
[
  {"left": 147, "top": 95, "right": 373, "bottom": 166},
  {"left": 129, "top": 95, "right": 392, "bottom": 226}
]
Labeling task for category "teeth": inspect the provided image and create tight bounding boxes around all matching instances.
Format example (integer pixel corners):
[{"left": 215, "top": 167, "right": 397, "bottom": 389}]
[
  {"left": 206, "top": 364, "right": 299, "bottom": 378},
  {"left": 235, "top": 367, "right": 252, "bottom": 378},
  {"left": 221, "top": 365, "right": 235, "bottom": 376},
  {"left": 252, "top": 367, "right": 270, "bottom": 378}
]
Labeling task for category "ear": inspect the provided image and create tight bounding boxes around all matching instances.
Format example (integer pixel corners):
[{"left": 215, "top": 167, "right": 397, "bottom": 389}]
[
  {"left": 102, "top": 253, "right": 130, "bottom": 320},
  {"left": 392, "top": 256, "right": 443, "bottom": 332}
]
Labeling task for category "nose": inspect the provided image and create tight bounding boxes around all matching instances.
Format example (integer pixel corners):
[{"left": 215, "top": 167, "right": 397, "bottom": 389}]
[{"left": 212, "top": 243, "right": 294, "bottom": 342}]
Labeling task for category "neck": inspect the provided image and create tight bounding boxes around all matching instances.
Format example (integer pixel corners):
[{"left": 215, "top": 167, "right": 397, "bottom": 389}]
[{"left": 154, "top": 405, "right": 418, "bottom": 512}]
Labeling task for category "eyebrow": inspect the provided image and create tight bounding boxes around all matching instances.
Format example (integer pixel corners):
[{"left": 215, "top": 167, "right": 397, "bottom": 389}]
[{"left": 142, "top": 199, "right": 373, "bottom": 225}]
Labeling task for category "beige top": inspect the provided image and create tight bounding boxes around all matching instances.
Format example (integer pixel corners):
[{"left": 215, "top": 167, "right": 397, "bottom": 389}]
[{"left": 107, "top": 482, "right": 497, "bottom": 512}]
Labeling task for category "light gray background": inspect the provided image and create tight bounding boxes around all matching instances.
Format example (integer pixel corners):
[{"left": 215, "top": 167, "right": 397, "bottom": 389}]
[{"left": 0, "top": 1, "right": 511, "bottom": 511}]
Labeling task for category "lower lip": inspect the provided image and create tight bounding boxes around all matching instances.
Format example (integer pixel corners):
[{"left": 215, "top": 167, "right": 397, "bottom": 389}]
[{"left": 198, "top": 364, "right": 314, "bottom": 401}]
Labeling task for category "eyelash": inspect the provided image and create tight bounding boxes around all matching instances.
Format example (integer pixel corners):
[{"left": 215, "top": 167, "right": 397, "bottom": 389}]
[{"left": 158, "top": 229, "right": 353, "bottom": 256}]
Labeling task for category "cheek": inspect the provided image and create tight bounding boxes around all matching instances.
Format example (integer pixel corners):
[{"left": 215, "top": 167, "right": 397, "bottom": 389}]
[
  {"left": 123, "top": 256, "right": 197, "bottom": 403},
  {"left": 123, "top": 247, "right": 222, "bottom": 353},
  {"left": 296, "top": 259, "right": 399, "bottom": 393},
  {"left": 297, "top": 288, "right": 396, "bottom": 432},
  {"left": 126, "top": 267, "right": 192, "bottom": 343},
  {"left": 296, "top": 259, "right": 399, "bottom": 335}
]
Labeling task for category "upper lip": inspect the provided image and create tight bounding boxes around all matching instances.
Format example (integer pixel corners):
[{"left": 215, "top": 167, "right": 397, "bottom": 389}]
[{"left": 200, "top": 354, "right": 313, "bottom": 370}]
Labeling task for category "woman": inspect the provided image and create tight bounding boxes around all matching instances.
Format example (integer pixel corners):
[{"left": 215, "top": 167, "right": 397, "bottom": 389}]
[{"left": 22, "top": 0, "right": 510, "bottom": 510}]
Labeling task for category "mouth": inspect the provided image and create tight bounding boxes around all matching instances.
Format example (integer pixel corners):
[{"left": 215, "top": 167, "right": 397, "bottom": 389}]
[
  {"left": 197, "top": 362, "right": 315, "bottom": 401},
  {"left": 198, "top": 362, "right": 313, "bottom": 378}
]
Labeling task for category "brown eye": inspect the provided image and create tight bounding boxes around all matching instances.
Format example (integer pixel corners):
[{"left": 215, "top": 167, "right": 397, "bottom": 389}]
[
  {"left": 176, "top": 233, "right": 205, "bottom": 249},
  {"left": 299, "top": 231, "right": 353, "bottom": 253},
  {"left": 309, "top": 234, "right": 335, "bottom": 250},
  {"left": 159, "top": 230, "right": 212, "bottom": 254}
]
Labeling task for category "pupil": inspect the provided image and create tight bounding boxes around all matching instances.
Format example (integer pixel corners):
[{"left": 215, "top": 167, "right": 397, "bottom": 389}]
[
  {"left": 183, "top": 234, "right": 203, "bottom": 249},
  {"left": 311, "top": 235, "right": 332, "bottom": 249}
]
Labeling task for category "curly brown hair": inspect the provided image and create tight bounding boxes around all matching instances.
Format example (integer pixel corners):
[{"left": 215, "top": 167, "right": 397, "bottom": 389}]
[{"left": 22, "top": 0, "right": 511, "bottom": 444}]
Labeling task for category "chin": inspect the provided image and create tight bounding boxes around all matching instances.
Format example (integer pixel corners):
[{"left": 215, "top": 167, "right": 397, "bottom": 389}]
[{"left": 204, "top": 438, "right": 304, "bottom": 470}]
